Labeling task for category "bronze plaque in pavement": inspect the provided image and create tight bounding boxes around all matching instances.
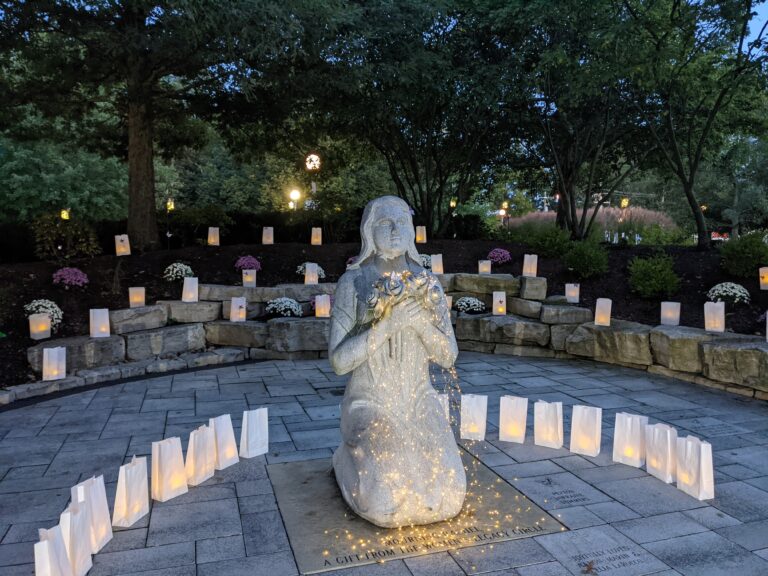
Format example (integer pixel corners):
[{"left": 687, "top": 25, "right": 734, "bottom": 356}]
[{"left": 268, "top": 451, "right": 565, "bottom": 574}]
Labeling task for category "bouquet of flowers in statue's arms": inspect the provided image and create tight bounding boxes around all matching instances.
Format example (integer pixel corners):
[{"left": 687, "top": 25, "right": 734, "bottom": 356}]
[{"left": 364, "top": 270, "right": 442, "bottom": 323}]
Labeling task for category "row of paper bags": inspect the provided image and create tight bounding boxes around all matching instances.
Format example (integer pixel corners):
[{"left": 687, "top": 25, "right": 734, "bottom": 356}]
[
  {"left": 453, "top": 394, "right": 714, "bottom": 501},
  {"left": 35, "top": 409, "right": 269, "bottom": 576}
]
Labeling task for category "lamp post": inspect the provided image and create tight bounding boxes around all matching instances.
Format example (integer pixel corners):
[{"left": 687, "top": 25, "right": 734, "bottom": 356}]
[
  {"left": 289, "top": 189, "right": 301, "bottom": 211},
  {"left": 305, "top": 153, "right": 320, "bottom": 196}
]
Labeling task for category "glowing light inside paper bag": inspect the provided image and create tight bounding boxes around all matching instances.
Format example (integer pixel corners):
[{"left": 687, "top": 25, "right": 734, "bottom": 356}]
[
  {"left": 704, "top": 301, "right": 725, "bottom": 333},
  {"left": 660, "top": 302, "right": 681, "bottom": 326},
  {"left": 595, "top": 298, "right": 612, "bottom": 326},
  {"left": 29, "top": 313, "right": 51, "bottom": 340},
  {"left": 89, "top": 309, "right": 110, "bottom": 338},
  {"left": 128, "top": 287, "right": 145, "bottom": 308},
  {"left": 565, "top": 283, "right": 580, "bottom": 304},
  {"left": 522, "top": 254, "right": 538, "bottom": 277}
]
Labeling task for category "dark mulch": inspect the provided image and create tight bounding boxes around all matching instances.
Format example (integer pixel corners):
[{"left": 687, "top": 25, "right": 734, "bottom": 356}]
[{"left": 1, "top": 240, "right": 765, "bottom": 388}]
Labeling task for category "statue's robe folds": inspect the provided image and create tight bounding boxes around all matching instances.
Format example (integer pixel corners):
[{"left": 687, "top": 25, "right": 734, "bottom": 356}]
[{"left": 329, "top": 263, "right": 466, "bottom": 528}]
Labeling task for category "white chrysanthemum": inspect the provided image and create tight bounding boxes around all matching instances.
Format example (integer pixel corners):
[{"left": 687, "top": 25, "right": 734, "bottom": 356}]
[
  {"left": 420, "top": 254, "right": 432, "bottom": 269},
  {"left": 707, "top": 282, "right": 751, "bottom": 306},
  {"left": 454, "top": 296, "right": 486, "bottom": 313},
  {"left": 266, "top": 297, "right": 303, "bottom": 317},
  {"left": 296, "top": 263, "right": 326, "bottom": 279},
  {"left": 163, "top": 262, "right": 194, "bottom": 282}
]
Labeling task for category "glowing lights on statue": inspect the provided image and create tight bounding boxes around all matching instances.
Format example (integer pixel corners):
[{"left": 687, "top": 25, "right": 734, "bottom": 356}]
[{"left": 660, "top": 302, "right": 681, "bottom": 326}]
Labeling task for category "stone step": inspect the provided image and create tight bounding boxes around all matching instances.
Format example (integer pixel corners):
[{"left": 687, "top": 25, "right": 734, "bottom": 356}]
[
  {"left": 28, "top": 335, "right": 125, "bottom": 373},
  {"left": 455, "top": 314, "right": 550, "bottom": 347},
  {"left": 565, "top": 320, "right": 653, "bottom": 367},
  {"left": 221, "top": 300, "right": 265, "bottom": 320},
  {"left": 205, "top": 320, "right": 269, "bottom": 348},
  {"left": 539, "top": 304, "right": 593, "bottom": 325},
  {"left": 519, "top": 276, "right": 547, "bottom": 301},
  {"left": 156, "top": 300, "right": 221, "bottom": 323},
  {"left": 266, "top": 317, "right": 330, "bottom": 352},
  {"left": 199, "top": 283, "right": 336, "bottom": 303},
  {"left": 109, "top": 305, "right": 167, "bottom": 334},
  {"left": 124, "top": 323, "right": 206, "bottom": 361},
  {"left": 452, "top": 273, "right": 520, "bottom": 296}
]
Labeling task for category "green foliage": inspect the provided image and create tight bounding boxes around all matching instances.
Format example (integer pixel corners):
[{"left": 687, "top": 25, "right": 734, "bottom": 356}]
[
  {"left": 628, "top": 253, "right": 680, "bottom": 298},
  {"left": 33, "top": 213, "right": 102, "bottom": 264},
  {"left": 719, "top": 233, "right": 768, "bottom": 278},
  {"left": 562, "top": 241, "right": 609, "bottom": 279},
  {"left": 172, "top": 205, "right": 235, "bottom": 245},
  {"left": 526, "top": 226, "right": 572, "bottom": 257},
  {"left": 639, "top": 224, "right": 692, "bottom": 246}
]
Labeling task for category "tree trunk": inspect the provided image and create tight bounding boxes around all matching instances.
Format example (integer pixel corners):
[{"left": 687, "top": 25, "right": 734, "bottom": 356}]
[
  {"left": 682, "top": 182, "right": 710, "bottom": 250},
  {"left": 127, "top": 97, "right": 159, "bottom": 250}
]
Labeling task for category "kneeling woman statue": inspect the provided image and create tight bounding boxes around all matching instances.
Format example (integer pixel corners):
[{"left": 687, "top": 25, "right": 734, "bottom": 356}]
[{"left": 329, "top": 195, "right": 466, "bottom": 528}]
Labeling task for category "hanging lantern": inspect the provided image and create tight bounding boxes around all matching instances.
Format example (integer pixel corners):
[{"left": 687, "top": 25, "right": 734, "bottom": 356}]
[
  {"left": 59, "top": 501, "right": 92, "bottom": 576},
  {"left": 89, "top": 309, "right": 110, "bottom": 338},
  {"left": 645, "top": 423, "right": 677, "bottom": 484},
  {"left": 207, "top": 227, "right": 220, "bottom": 246},
  {"left": 499, "top": 395, "right": 528, "bottom": 443},
  {"left": 315, "top": 294, "right": 331, "bottom": 318},
  {"left": 431, "top": 254, "right": 444, "bottom": 274},
  {"left": 29, "top": 313, "right": 51, "bottom": 340},
  {"left": 210, "top": 414, "right": 240, "bottom": 470},
  {"left": 565, "top": 283, "right": 580, "bottom": 304},
  {"left": 415, "top": 226, "right": 427, "bottom": 244},
  {"left": 595, "top": 298, "right": 612, "bottom": 327},
  {"left": 478, "top": 260, "right": 492, "bottom": 275},
  {"left": 112, "top": 456, "right": 149, "bottom": 528},
  {"left": 240, "top": 408, "right": 269, "bottom": 458},
  {"left": 534, "top": 400, "right": 563, "bottom": 449},
  {"left": 34, "top": 524, "right": 72, "bottom": 576},
  {"left": 704, "top": 301, "right": 725, "bottom": 332},
  {"left": 242, "top": 269, "right": 257, "bottom": 288},
  {"left": 311, "top": 227, "right": 322, "bottom": 245},
  {"left": 185, "top": 424, "right": 216, "bottom": 486},
  {"left": 262, "top": 227, "right": 274, "bottom": 245},
  {"left": 460, "top": 394, "right": 488, "bottom": 441},
  {"left": 114, "top": 235, "right": 131, "bottom": 256},
  {"left": 181, "top": 277, "right": 199, "bottom": 303},
  {"left": 43, "top": 347, "right": 66, "bottom": 382},
  {"left": 676, "top": 435, "right": 715, "bottom": 500},
  {"left": 760, "top": 267, "right": 768, "bottom": 290},
  {"left": 304, "top": 263, "right": 319, "bottom": 285},
  {"left": 612, "top": 412, "right": 649, "bottom": 468},
  {"left": 660, "top": 302, "right": 681, "bottom": 326},
  {"left": 492, "top": 291, "right": 507, "bottom": 316},
  {"left": 128, "top": 287, "right": 145, "bottom": 308},
  {"left": 151, "top": 437, "right": 188, "bottom": 502},
  {"left": 522, "top": 254, "right": 538, "bottom": 277},
  {"left": 569, "top": 405, "right": 602, "bottom": 457},
  {"left": 71, "top": 476, "right": 112, "bottom": 553},
  {"left": 229, "top": 297, "right": 247, "bottom": 323}
]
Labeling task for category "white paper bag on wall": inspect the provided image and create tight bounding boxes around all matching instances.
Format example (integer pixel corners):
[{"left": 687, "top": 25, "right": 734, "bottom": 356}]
[
  {"left": 151, "top": 437, "right": 188, "bottom": 502},
  {"left": 499, "top": 396, "right": 528, "bottom": 443},
  {"left": 569, "top": 405, "right": 602, "bottom": 457},
  {"left": 240, "top": 408, "right": 269, "bottom": 458},
  {"left": 112, "top": 456, "right": 149, "bottom": 528},
  {"left": 59, "top": 502, "right": 92, "bottom": 576},
  {"left": 35, "top": 525, "right": 74, "bottom": 576},
  {"left": 210, "top": 414, "right": 240, "bottom": 470},
  {"left": 676, "top": 435, "right": 715, "bottom": 500},
  {"left": 71, "top": 475, "right": 112, "bottom": 553},
  {"left": 612, "top": 413, "right": 649, "bottom": 468},
  {"left": 185, "top": 425, "right": 216, "bottom": 486},
  {"left": 645, "top": 423, "right": 677, "bottom": 484},
  {"left": 534, "top": 401, "right": 563, "bottom": 449},
  {"left": 460, "top": 394, "right": 488, "bottom": 441}
]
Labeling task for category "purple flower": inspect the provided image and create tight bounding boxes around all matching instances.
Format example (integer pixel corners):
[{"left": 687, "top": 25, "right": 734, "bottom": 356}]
[
  {"left": 234, "top": 255, "right": 261, "bottom": 272},
  {"left": 52, "top": 267, "right": 89, "bottom": 288},
  {"left": 488, "top": 248, "right": 511, "bottom": 264}
]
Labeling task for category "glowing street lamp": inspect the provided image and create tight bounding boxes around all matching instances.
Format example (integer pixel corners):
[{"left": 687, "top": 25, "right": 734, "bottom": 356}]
[
  {"left": 620, "top": 197, "right": 630, "bottom": 209},
  {"left": 305, "top": 153, "right": 321, "bottom": 171},
  {"left": 166, "top": 198, "right": 175, "bottom": 212},
  {"left": 449, "top": 198, "right": 457, "bottom": 209},
  {"left": 60, "top": 208, "right": 70, "bottom": 220}
]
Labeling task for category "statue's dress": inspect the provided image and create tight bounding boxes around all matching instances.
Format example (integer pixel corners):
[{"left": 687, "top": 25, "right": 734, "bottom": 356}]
[{"left": 329, "top": 262, "right": 466, "bottom": 528}]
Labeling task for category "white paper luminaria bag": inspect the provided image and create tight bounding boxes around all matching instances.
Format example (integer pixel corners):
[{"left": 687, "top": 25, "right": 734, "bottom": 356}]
[
  {"left": 151, "top": 437, "right": 188, "bottom": 502},
  {"left": 210, "top": 414, "right": 240, "bottom": 470},
  {"left": 676, "top": 435, "right": 715, "bottom": 500},
  {"left": 35, "top": 525, "right": 74, "bottom": 576},
  {"left": 612, "top": 412, "right": 649, "bottom": 468},
  {"left": 59, "top": 501, "right": 92, "bottom": 576},
  {"left": 112, "top": 456, "right": 149, "bottom": 528},
  {"left": 460, "top": 394, "right": 488, "bottom": 441},
  {"left": 499, "top": 395, "right": 528, "bottom": 444},
  {"left": 240, "top": 408, "right": 269, "bottom": 458},
  {"left": 71, "top": 475, "right": 112, "bottom": 553},
  {"left": 534, "top": 400, "right": 563, "bottom": 449},
  {"left": 186, "top": 424, "right": 216, "bottom": 485},
  {"left": 645, "top": 423, "right": 677, "bottom": 484},
  {"left": 569, "top": 405, "right": 602, "bottom": 457}
]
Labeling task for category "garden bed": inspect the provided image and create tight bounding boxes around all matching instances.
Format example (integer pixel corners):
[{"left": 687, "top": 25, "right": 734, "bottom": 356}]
[{"left": 0, "top": 240, "right": 765, "bottom": 389}]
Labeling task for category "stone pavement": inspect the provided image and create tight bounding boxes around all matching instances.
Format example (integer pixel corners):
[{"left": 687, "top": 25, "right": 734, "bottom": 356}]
[{"left": 1, "top": 352, "right": 768, "bottom": 575}]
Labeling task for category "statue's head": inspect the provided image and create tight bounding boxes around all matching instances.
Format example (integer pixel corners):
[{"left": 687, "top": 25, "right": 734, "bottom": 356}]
[{"left": 349, "top": 196, "right": 421, "bottom": 269}]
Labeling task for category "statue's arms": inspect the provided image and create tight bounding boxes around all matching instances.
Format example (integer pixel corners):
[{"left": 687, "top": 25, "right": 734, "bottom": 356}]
[{"left": 413, "top": 298, "right": 458, "bottom": 369}]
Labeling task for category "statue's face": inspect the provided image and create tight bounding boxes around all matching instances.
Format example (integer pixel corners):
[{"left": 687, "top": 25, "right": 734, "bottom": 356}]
[{"left": 372, "top": 205, "right": 411, "bottom": 260}]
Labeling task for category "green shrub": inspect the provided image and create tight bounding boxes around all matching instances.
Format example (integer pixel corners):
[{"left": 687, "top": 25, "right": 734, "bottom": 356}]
[
  {"left": 628, "top": 253, "right": 680, "bottom": 298},
  {"left": 562, "top": 241, "right": 609, "bottom": 279},
  {"left": 33, "top": 213, "right": 102, "bottom": 264},
  {"left": 527, "top": 225, "right": 572, "bottom": 257},
  {"left": 720, "top": 233, "right": 768, "bottom": 278}
]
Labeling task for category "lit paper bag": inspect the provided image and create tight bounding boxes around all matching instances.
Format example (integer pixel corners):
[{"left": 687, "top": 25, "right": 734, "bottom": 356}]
[
  {"left": 499, "top": 396, "right": 528, "bottom": 443},
  {"left": 151, "top": 437, "right": 188, "bottom": 502},
  {"left": 112, "top": 456, "right": 149, "bottom": 528},
  {"left": 71, "top": 475, "right": 112, "bottom": 553},
  {"left": 114, "top": 234, "right": 131, "bottom": 256},
  {"left": 210, "top": 414, "right": 240, "bottom": 470},
  {"left": 612, "top": 413, "right": 649, "bottom": 467},
  {"left": 43, "top": 347, "right": 66, "bottom": 382},
  {"left": 534, "top": 401, "right": 563, "bottom": 449},
  {"left": 229, "top": 296, "right": 247, "bottom": 323},
  {"left": 569, "top": 405, "right": 602, "bottom": 457},
  {"left": 186, "top": 425, "right": 216, "bottom": 485},
  {"left": 181, "top": 277, "right": 198, "bottom": 303},
  {"left": 460, "top": 394, "right": 487, "bottom": 441},
  {"left": 35, "top": 525, "right": 74, "bottom": 576},
  {"left": 437, "top": 393, "right": 450, "bottom": 423},
  {"left": 240, "top": 408, "right": 269, "bottom": 458},
  {"left": 676, "top": 435, "right": 715, "bottom": 500},
  {"left": 59, "top": 501, "right": 92, "bottom": 576},
  {"left": 645, "top": 423, "right": 677, "bottom": 484}
]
